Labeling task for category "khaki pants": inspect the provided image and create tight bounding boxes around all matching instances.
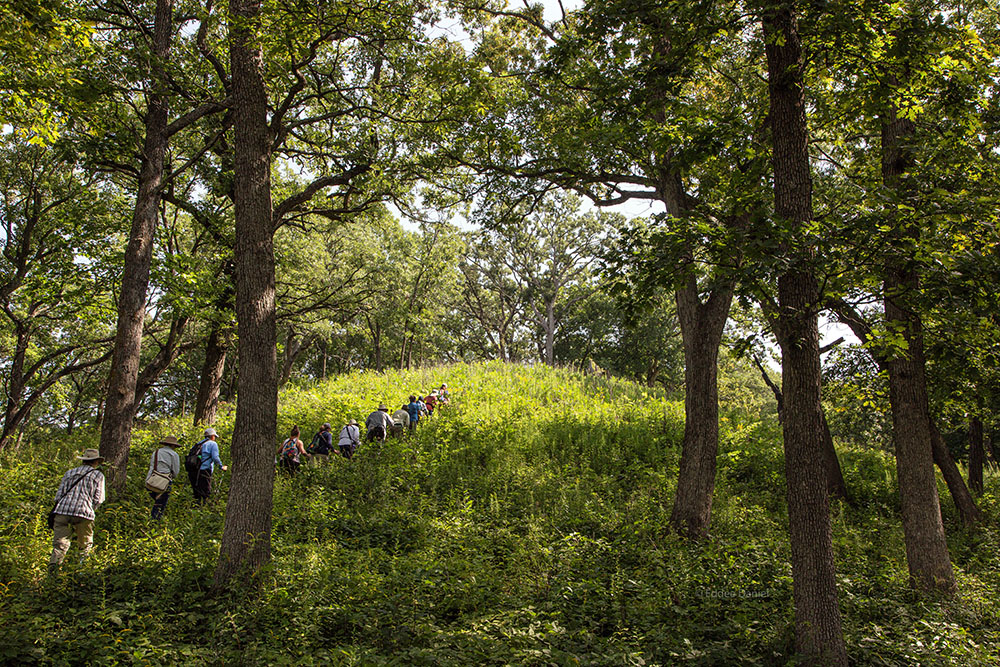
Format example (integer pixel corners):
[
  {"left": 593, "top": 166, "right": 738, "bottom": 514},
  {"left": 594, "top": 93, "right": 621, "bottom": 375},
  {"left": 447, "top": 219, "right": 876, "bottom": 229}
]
[{"left": 50, "top": 514, "right": 95, "bottom": 564}]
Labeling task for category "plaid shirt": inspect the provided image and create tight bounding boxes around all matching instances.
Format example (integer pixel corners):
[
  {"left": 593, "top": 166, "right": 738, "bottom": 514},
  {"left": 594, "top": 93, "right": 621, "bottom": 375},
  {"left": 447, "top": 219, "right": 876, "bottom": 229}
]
[{"left": 53, "top": 465, "right": 105, "bottom": 520}]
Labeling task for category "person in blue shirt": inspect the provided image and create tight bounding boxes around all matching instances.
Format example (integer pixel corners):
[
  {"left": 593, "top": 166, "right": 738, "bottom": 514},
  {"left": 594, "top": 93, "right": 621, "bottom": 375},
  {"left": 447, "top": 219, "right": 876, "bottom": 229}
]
[
  {"left": 406, "top": 395, "right": 421, "bottom": 432},
  {"left": 190, "top": 427, "right": 228, "bottom": 504}
]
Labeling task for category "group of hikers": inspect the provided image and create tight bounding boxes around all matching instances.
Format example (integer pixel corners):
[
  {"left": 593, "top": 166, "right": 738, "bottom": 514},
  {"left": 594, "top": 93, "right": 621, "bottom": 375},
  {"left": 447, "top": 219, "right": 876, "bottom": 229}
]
[{"left": 45, "top": 383, "right": 451, "bottom": 573}]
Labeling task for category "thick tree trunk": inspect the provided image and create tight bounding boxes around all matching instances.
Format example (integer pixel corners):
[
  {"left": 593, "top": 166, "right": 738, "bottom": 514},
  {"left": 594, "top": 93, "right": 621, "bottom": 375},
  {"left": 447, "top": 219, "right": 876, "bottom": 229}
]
[
  {"left": 762, "top": 2, "right": 847, "bottom": 662},
  {"left": 881, "top": 111, "right": 955, "bottom": 595},
  {"left": 669, "top": 277, "right": 733, "bottom": 538},
  {"left": 194, "top": 323, "right": 230, "bottom": 426},
  {"left": 99, "top": 0, "right": 173, "bottom": 493},
  {"left": 968, "top": 416, "right": 984, "bottom": 496},
  {"left": 215, "top": 0, "right": 277, "bottom": 587}
]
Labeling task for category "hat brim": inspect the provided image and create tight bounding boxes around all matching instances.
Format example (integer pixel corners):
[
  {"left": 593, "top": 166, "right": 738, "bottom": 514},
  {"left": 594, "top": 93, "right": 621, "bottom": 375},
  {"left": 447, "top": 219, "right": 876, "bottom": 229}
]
[
  {"left": 160, "top": 439, "right": 180, "bottom": 447},
  {"left": 78, "top": 456, "right": 105, "bottom": 463}
]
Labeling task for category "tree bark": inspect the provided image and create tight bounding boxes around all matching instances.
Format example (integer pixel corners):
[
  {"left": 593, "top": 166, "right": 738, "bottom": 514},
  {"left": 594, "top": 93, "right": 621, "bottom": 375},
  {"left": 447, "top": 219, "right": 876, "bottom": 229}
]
[
  {"left": 1, "top": 317, "right": 32, "bottom": 449},
  {"left": 544, "top": 298, "right": 556, "bottom": 366},
  {"left": 968, "top": 416, "right": 984, "bottom": 496},
  {"left": 930, "top": 420, "right": 986, "bottom": 521},
  {"left": 194, "top": 323, "right": 231, "bottom": 426},
  {"left": 99, "top": 0, "right": 173, "bottom": 493},
  {"left": 762, "top": 2, "right": 847, "bottom": 662},
  {"left": 881, "top": 110, "right": 955, "bottom": 595},
  {"left": 819, "top": 408, "right": 851, "bottom": 502},
  {"left": 669, "top": 276, "right": 733, "bottom": 538},
  {"left": 215, "top": 0, "right": 277, "bottom": 587}
]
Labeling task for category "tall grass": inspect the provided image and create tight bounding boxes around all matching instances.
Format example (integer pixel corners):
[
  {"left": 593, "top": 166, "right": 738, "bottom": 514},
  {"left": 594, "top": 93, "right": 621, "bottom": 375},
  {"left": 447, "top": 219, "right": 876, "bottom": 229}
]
[{"left": 0, "top": 362, "right": 998, "bottom": 665}]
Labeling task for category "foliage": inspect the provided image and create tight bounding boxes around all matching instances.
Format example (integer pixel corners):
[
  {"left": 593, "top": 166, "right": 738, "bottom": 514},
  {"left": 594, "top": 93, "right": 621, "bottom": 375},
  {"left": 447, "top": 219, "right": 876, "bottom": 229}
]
[{"left": 1, "top": 362, "right": 998, "bottom": 664}]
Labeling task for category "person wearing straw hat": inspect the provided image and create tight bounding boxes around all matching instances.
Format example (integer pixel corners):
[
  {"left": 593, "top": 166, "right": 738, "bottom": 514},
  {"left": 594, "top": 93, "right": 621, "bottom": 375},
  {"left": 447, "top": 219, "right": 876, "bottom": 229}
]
[
  {"left": 337, "top": 419, "right": 360, "bottom": 459},
  {"left": 146, "top": 436, "right": 182, "bottom": 520},
  {"left": 365, "top": 404, "right": 394, "bottom": 444},
  {"left": 48, "top": 448, "right": 106, "bottom": 573}
]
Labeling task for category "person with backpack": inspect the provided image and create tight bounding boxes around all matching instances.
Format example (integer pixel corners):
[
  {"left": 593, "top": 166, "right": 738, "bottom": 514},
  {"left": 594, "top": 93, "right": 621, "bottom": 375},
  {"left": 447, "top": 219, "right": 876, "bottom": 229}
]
[
  {"left": 365, "top": 404, "right": 394, "bottom": 444},
  {"left": 308, "top": 423, "right": 334, "bottom": 464},
  {"left": 424, "top": 391, "right": 437, "bottom": 416},
  {"left": 390, "top": 407, "right": 409, "bottom": 437},
  {"left": 277, "top": 425, "right": 307, "bottom": 474},
  {"left": 337, "top": 419, "right": 360, "bottom": 459},
  {"left": 146, "top": 435, "right": 181, "bottom": 520},
  {"left": 406, "top": 395, "right": 421, "bottom": 432},
  {"left": 186, "top": 427, "right": 227, "bottom": 504},
  {"left": 48, "top": 448, "right": 105, "bottom": 574}
]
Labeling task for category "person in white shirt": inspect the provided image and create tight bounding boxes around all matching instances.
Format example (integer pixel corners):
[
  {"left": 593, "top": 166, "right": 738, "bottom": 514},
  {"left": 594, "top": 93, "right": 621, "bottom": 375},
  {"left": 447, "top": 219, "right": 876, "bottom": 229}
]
[
  {"left": 49, "top": 448, "right": 106, "bottom": 573},
  {"left": 338, "top": 419, "right": 360, "bottom": 459},
  {"left": 147, "top": 435, "right": 181, "bottom": 520}
]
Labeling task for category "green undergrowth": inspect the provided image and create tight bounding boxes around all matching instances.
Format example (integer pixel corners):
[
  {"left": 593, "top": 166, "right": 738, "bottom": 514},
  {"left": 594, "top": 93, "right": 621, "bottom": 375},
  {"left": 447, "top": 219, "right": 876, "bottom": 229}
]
[{"left": 1, "top": 361, "right": 998, "bottom": 665}]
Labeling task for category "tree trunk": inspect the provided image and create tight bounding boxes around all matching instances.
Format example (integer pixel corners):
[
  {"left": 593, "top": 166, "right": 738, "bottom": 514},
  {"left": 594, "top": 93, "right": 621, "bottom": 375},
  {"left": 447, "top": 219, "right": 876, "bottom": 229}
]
[
  {"left": 930, "top": 417, "right": 982, "bottom": 525},
  {"left": 215, "top": 0, "right": 277, "bottom": 587},
  {"left": 280, "top": 325, "right": 303, "bottom": 386},
  {"left": 762, "top": 2, "right": 847, "bottom": 662},
  {"left": 968, "top": 416, "right": 984, "bottom": 496},
  {"left": 669, "top": 277, "right": 733, "bottom": 538},
  {"left": 544, "top": 299, "right": 556, "bottom": 366},
  {"left": 881, "top": 110, "right": 955, "bottom": 595},
  {"left": 194, "top": 323, "right": 230, "bottom": 426},
  {"left": 986, "top": 432, "right": 999, "bottom": 468},
  {"left": 819, "top": 408, "right": 850, "bottom": 502},
  {"left": 831, "top": 300, "right": 980, "bottom": 524},
  {"left": 99, "top": 0, "right": 173, "bottom": 493},
  {"left": 1, "top": 319, "right": 31, "bottom": 450}
]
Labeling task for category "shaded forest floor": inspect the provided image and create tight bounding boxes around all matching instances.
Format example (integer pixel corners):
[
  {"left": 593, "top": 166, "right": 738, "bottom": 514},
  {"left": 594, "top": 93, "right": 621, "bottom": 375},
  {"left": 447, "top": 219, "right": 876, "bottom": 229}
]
[{"left": 1, "top": 362, "right": 999, "bottom": 665}]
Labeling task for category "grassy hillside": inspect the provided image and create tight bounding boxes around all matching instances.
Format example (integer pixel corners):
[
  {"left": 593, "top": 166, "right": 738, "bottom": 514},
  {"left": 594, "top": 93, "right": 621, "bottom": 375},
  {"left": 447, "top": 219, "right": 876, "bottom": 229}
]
[{"left": 1, "top": 362, "right": 999, "bottom": 665}]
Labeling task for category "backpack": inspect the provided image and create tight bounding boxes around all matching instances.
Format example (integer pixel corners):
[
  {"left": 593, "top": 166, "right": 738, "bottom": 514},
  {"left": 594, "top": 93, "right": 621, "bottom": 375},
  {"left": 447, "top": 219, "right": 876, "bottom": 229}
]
[
  {"left": 185, "top": 439, "right": 209, "bottom": 476},
  {"left": 307, "top": 431, "right": 322, "bottom": 454},
  {"left": 280, "top": 438, "right": 298, "bottom": 460}
]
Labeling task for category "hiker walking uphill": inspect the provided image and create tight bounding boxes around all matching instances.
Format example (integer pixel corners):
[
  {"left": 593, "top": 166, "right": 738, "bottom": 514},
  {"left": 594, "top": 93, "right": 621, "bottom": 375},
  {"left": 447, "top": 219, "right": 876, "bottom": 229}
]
[
  {"left": 146, "top": 436, "right": 181, "bottom": 520},
  {"left": 406, "top": 395, "right": 421, "bottom": 432},
  {"left": 277, "top": 425, "right": 307, "bottom": 474},
  {"left": 338, "top": 419, "right": 360, "bottom": 459},
  {"left": 365, "top": 404, "right": 394, "bottom": 444},
  {"left": 391, "top": 407, "right": 409, "bottom": 437},
  {"left": 309, "top": 423, "right": 335, "bottom": 464},
  {"left": 48, "top": 449, "right": 105, "bottom": 574},
  {"left": 186, "top": 427, "right": 227, "bottom": 504}
]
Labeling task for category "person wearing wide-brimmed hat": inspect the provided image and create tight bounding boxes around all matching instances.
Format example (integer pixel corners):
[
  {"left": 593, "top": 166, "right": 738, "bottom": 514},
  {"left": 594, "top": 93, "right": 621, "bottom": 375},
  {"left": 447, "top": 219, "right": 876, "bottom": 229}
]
[
  {"left": 48, "top": 448, "right": 106, "bottom": 573},
  {"left": 146, "top": 436, "right": 182, "bottom": 520},
  {"left": 365, "top": 404, "right": 394, "bottom": 445}
]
